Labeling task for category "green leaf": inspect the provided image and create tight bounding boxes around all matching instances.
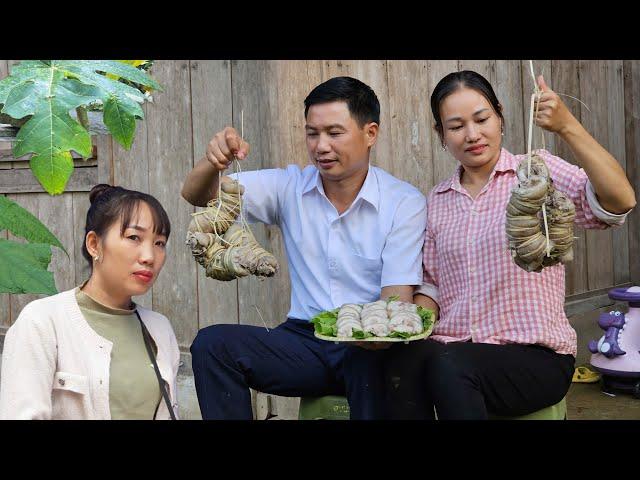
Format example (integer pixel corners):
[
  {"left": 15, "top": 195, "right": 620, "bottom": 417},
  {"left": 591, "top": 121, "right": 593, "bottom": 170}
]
[
  {"left": 0, "top": 73, "right": 27, "bottom": 106},
  {"left": 0, "top": 60, "right": 160, "bottom": 194},
  {"left": 0, "top": 196, "right": 66, "bottom": 253},
  {"left": 1, "top": 80, "right": 42, "bottom": 119},
  {"left": 103, "top": 95, "right": 136, "bottom": 149},
  {"left": 28, "top": 148, "right": 76, "bottom": 196},
  {"left": 352, "top": 330, "right": 373, "bottom": 339},
  {"left": 0, "top": 239, "right": 57, "bottom": 294},
  {"left": 67, "top": 60, "right": 162, "bottom": 91},
  {"left": 310, "top": 308, "right": 339, "bottom": 336},
  {"left": 317, "top": 323, "right": 338, "bottom": 336},
  {"left": 389, "top": 331, "right": 412, "bottom": 339},
  {"left": 417, "top": 306, "right": 434, "bottom": 330}
]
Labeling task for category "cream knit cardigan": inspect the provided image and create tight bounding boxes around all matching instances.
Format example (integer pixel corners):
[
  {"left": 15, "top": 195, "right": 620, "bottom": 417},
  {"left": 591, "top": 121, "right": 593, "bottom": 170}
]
[{"left": 0, "top": 288, "right": 180, "bottom": 420}]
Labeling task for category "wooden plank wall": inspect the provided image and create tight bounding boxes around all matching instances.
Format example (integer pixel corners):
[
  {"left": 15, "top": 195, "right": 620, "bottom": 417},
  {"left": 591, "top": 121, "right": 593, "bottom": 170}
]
[
  {"left": 624, "top": 60, "right": 640, "bottom": 286},
  {"left": 0, "top": 60, "right": 637, "bottom": 361}
]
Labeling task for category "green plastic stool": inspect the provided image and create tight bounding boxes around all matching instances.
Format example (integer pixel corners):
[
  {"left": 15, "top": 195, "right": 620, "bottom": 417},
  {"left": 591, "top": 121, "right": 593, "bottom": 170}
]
[
  {"left": 298, "top": 395, "right": 351, "bottom": 420},
  {"left": 298, "top": 395, "right": 567, "bottom": 420},
  {"left": 489, "top": 397, "right": 567, "bottom": 420}
]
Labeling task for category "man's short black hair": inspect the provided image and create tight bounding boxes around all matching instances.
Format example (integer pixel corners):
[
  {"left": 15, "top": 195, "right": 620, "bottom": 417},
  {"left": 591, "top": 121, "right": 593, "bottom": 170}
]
[{"left": 304, "top": 76, "right": 380, "bottom": 127}]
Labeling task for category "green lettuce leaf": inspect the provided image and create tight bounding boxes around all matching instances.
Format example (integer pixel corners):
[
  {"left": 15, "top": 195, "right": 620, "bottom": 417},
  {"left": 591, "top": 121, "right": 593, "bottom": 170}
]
[
  {"left": 351, "top": 330, "right": 373, "bottom": 340},
  {"left": 417, "top": 306, "right": 434, "bottom": 331},
  {"left": 310, "top": 308, "right": 339, "bottom": 336},
  {"left": 313, "top": 304, "right": 436, "bottom": 339},
  {"left": 389, "top": 331, "right": 412, "bottom": 339}
]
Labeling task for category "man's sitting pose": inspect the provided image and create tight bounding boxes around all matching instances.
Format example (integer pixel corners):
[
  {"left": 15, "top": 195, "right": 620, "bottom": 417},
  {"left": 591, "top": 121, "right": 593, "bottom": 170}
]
[{"left": 181, "top": 76, "right": 426, "bottom": 419}]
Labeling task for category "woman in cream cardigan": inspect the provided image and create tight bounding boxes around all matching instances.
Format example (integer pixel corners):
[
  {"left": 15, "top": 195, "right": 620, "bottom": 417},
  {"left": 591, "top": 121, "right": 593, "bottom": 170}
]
[{"left": 0, "top": 184, "right": 180, "bottom": 420}]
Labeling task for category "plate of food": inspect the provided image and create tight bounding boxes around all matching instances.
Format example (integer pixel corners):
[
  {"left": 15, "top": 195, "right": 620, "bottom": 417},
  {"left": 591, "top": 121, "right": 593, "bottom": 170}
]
[{"left": 311, "top": 297, "right": 435, "bottom": 343}]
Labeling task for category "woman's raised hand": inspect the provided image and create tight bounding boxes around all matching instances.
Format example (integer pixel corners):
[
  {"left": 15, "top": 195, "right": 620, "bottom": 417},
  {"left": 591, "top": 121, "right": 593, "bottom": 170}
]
[{"left": 533, "top": 75, "right": 579, "bottom": 136}]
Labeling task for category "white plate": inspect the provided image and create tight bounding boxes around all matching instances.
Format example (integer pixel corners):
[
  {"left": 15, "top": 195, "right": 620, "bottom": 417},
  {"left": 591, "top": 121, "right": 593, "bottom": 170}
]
[{"left": 314, "top": 321, "right": 434, "bottom": 344}]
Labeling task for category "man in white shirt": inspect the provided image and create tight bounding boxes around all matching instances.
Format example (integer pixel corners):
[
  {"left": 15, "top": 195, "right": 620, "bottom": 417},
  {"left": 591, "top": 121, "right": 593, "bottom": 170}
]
[{"left": 182, "top": 76, "right": 426, "bottom": 419}]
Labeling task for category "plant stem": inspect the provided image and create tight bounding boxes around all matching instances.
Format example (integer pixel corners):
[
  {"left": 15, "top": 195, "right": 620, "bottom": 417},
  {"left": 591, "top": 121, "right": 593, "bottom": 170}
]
[{"left": 76, "top": 106, "right": 89, "bottom": 130}]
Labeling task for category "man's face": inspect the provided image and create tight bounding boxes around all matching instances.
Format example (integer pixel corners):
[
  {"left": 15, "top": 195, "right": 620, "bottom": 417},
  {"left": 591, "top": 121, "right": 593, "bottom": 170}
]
[{"left": 305, "top": 101, "right": 377, "bottom": 182}]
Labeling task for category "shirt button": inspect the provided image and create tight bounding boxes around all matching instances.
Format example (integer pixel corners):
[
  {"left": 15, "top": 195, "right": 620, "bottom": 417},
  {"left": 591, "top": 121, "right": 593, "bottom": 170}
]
[
  {"left": 469, "top": 267, "right": 476, "bottom": 273},
  {"left": 472, "top": 296, "right": 478, "bottom": 302}
]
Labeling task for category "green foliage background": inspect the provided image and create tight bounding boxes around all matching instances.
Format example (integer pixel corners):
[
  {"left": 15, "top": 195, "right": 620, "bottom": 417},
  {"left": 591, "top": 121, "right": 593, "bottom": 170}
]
[{"left": 0, "top": 60, "right": 160, "bottom": 195}]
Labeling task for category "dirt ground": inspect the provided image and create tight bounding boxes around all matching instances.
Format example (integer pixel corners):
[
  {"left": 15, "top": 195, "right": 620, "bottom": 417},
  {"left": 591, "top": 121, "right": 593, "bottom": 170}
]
[{"left": 567, "top": 305, "right": 640, "bottom": 419}]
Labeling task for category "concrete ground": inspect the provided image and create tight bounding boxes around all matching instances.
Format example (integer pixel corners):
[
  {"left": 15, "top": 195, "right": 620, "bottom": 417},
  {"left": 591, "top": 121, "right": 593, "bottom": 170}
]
[{"left": 2, "top": 304, "right": 640, "bottom": 419}]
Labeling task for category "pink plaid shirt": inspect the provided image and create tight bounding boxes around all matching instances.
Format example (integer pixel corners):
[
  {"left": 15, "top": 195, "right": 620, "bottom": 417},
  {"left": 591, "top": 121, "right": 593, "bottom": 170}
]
[{"left": 422, "top": 148, "right": 621, "bottom": 356}]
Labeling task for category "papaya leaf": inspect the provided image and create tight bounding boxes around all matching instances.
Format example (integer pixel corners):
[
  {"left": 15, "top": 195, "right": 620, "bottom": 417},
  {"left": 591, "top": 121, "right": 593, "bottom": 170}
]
[
  {"left": 106, "top": 60, "right": 152, "bottom": 81},
  {"left": 0, "top": 196, "right": 66, "bottom": 254},
  {"left": 0, "top": 60, "right": 161, "bottom": 194},
  {"left": 103, "top": 94, "right": 136, "bottom": 149},
  {"left": 0, "top": 239, "right": 57, "bottom": 295}
]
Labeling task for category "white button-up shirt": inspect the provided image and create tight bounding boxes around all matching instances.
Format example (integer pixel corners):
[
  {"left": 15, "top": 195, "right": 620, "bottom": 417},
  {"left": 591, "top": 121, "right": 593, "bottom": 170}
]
[{"left": 230, "top": 164, "right": 427, "bottom": 320}]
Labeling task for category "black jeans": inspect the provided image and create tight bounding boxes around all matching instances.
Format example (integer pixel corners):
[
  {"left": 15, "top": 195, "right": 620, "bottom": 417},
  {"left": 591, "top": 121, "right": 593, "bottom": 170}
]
[{"left": 384, "top": 339, "right": 575, "bottom": 420}]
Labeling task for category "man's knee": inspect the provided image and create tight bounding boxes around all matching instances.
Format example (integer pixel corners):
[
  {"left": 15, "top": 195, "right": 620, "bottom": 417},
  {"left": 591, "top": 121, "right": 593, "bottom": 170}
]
[{"left": 190, "top": 324, "right": 237, "bottom": 360}]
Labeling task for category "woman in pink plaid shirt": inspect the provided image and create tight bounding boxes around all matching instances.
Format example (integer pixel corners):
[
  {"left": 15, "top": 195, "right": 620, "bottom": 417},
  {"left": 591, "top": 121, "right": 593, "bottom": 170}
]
[{"left": 385, "top": 70, "right": 637, "bottom": 419}]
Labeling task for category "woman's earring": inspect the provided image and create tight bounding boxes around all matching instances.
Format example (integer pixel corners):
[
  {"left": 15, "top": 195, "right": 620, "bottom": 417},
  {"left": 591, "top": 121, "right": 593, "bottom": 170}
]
[
  {"left": 94, "top": 255, "right": 100, "bottom": 263},
  {"left": 442, "top": 143, "right": 447, "bottom": 151}
]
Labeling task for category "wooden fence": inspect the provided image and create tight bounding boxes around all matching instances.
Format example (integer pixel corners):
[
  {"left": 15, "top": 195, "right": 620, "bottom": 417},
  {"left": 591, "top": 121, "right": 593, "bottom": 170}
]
[{"left": 1, "top": 60, "right": 639, "bottom": 371}]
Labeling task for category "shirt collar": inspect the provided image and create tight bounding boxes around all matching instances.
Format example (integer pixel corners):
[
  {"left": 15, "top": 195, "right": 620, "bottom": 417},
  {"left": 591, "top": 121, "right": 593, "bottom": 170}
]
[
  {"left": 434, "top": 148, "right": 516, "bottom": 194},
  {"left": 493, "top": 148, "right": 518, "bottom": 174},
  {"left": 302, "top": 165, "right": 379, "bottom": 212}
]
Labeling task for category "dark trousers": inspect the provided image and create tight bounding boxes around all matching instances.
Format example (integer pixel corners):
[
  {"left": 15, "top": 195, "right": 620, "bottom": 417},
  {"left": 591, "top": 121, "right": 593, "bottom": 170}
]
[
  {"left": 384, "top": 339, "right": 575, "bottom": 420},
  {"left": 190, "top": 318, "right": 389, "bottom": 419}
]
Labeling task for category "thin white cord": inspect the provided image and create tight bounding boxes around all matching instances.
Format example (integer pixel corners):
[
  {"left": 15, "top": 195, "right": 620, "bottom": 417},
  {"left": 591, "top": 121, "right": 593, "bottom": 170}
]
[
  {"left": 238, "top": 110, "right": 246, "bottom": 230},
  {"left": 527, "top": 92, "right": 535, "bottom": 176},
  {"left": 541, "top": 203, "right": 551, "bottom": 257},
  {"left": 527, "top": 60, "right": 551, "bottom": 257},
  {"left": 254, "top": 304, "right": 269, "bottom": 332},
  {"left": 557, "top": 92, "right": 591, "bottom": 113}
]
